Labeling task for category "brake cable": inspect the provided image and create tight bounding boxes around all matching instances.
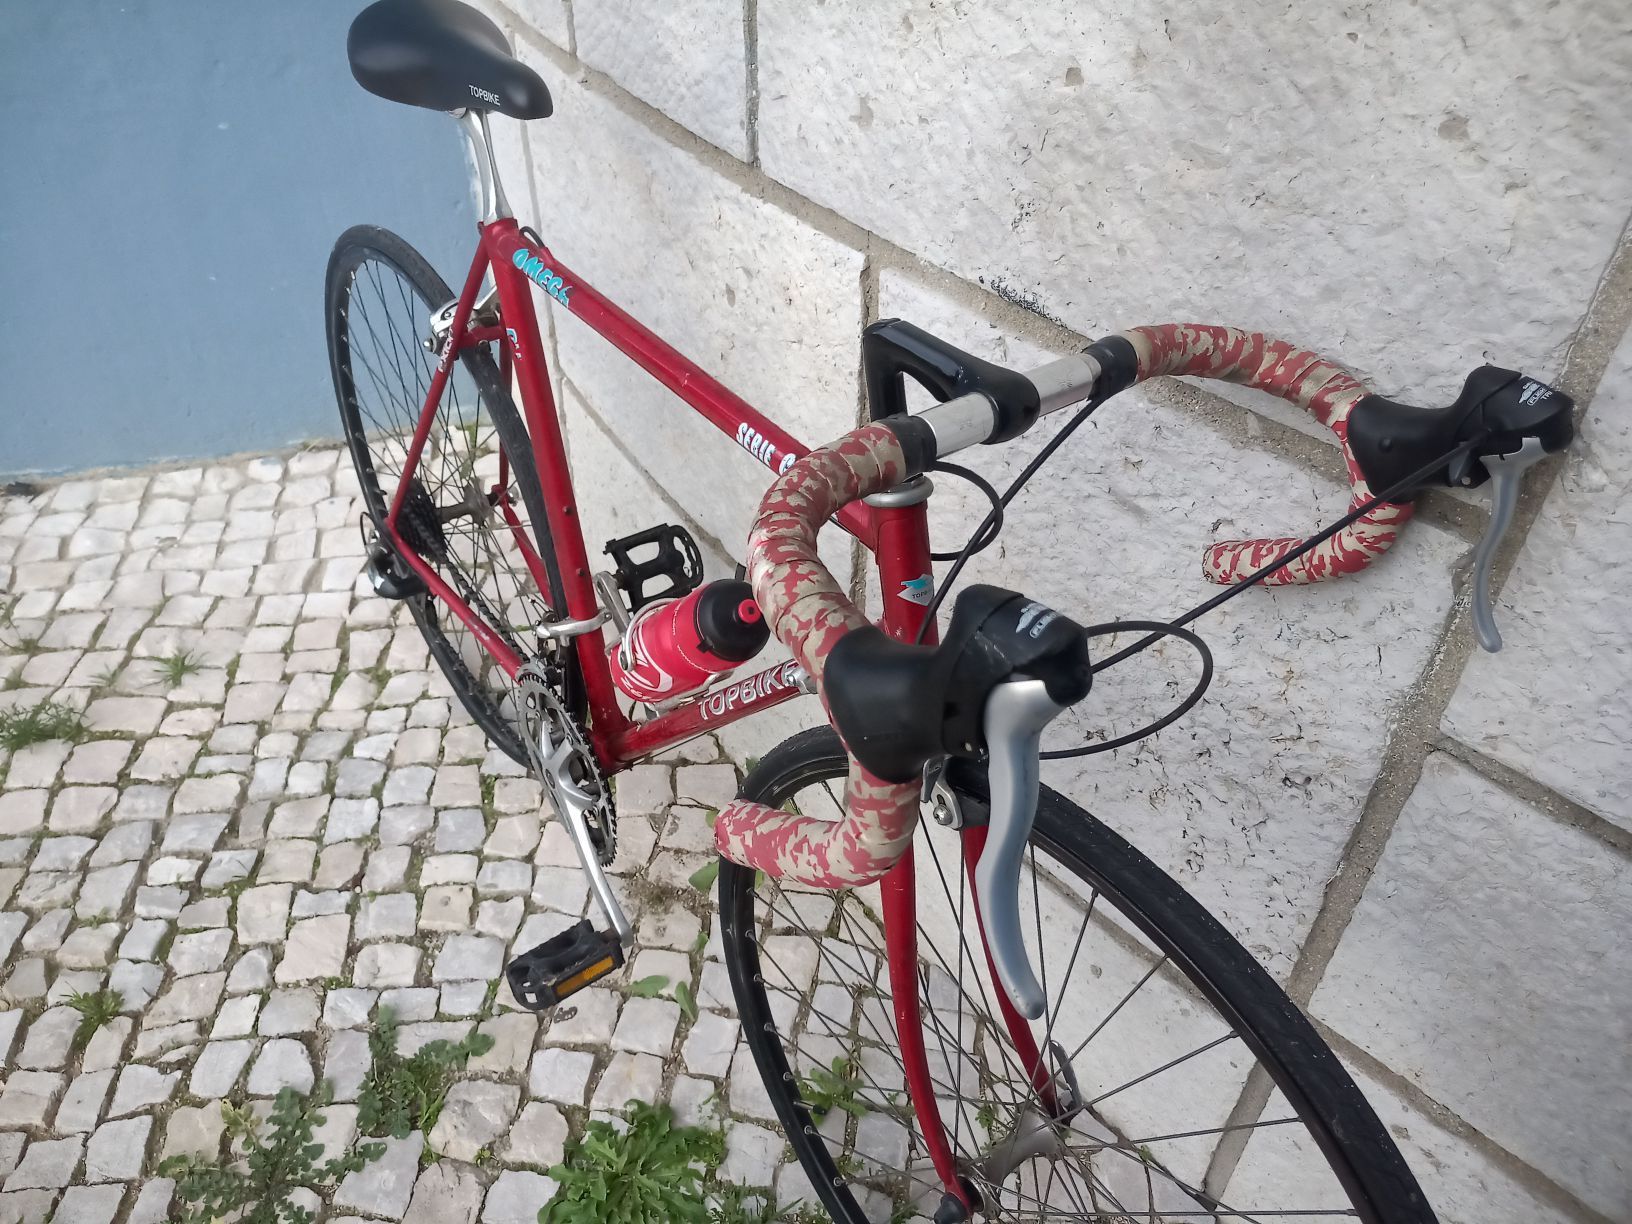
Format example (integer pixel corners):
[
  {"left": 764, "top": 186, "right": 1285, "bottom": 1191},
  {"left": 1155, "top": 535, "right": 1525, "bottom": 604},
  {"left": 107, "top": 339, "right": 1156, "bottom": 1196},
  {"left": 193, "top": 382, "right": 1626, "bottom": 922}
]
[
  {"left": 928, "top": 462, "right": 1004, "bottom": 561},
  {"left": 919, "top": 394, "right": 1483, "bottom": 759},
  {"left": 915, "top": 391, "right": 1114, "bottom": 641}
]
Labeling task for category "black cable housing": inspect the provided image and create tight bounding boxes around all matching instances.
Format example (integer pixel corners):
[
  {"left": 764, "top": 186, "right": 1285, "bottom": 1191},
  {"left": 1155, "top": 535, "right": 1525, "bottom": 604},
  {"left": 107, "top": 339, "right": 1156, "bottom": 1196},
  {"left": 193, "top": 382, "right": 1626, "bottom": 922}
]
[{"left": 921, "top": 376, "right": 1484, "bottom": 757}]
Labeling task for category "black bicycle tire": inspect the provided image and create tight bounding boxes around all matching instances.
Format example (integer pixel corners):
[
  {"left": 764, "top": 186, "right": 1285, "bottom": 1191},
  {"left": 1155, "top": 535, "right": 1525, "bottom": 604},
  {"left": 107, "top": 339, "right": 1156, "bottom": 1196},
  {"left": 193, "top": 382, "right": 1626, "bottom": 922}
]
[
  {"left": 720, "top": 726, "right": 1435, "bottom": 1223},
  {"left": 325, "top": 224, "right": 572, "bottom": 763}
]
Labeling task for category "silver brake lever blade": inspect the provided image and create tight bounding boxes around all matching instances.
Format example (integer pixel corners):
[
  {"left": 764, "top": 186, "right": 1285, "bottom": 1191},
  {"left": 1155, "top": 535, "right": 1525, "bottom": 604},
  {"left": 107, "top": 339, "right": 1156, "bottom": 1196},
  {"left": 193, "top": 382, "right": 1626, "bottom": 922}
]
[
  {"left": 1470, "top": 437, "right": 1547, "bottom": 653},
  {"left": 975, "top": 678, "right": 1070, "bottom": 1020}
]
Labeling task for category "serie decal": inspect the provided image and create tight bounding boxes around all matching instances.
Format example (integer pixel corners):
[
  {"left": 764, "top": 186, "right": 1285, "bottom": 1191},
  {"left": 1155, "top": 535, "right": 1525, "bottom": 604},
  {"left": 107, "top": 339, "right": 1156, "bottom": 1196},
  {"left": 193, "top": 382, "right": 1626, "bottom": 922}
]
[{"left": 735, "top": 423, "right": 797, "bottom": 474}]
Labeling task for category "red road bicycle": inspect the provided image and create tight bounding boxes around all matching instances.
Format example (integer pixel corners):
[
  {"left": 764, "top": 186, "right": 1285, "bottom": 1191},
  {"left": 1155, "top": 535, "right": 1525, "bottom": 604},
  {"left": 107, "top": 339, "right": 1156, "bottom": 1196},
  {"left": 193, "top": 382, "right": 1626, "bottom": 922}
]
[{"left": 325, "top": 3, "right": 1574, "bottom": 1220}]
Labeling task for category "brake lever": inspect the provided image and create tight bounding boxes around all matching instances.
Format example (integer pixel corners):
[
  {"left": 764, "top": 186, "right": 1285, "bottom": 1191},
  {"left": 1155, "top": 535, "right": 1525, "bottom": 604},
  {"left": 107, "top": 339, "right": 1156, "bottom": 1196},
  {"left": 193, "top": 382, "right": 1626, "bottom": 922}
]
[
  {"left": 975, "top": 678, "right": 1072, "bottom": 1020},
  {"left": 1469, "top": 436, "right": 1548, "bottom": 653}
]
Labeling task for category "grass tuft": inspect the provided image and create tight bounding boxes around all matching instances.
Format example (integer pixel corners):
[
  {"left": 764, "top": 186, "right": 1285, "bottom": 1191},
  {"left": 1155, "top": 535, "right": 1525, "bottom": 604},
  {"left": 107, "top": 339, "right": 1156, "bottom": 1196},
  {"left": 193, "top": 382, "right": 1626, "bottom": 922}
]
[
  {"left": 65, "top": 988, "right": 123, "bottom": 1050},
  {"left": 0, "top": 700, "right": 88, "bottom": 752},
  {"left": 154, "top": 648, "right": 205, "bottom": 689}
]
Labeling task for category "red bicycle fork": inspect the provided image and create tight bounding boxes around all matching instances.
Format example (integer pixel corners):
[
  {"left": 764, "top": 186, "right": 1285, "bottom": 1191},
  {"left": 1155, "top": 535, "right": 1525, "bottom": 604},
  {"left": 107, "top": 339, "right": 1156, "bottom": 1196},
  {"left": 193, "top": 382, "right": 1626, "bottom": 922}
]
[{"left": 873, "top": 499, "right": 1051, "bottom": 1215}]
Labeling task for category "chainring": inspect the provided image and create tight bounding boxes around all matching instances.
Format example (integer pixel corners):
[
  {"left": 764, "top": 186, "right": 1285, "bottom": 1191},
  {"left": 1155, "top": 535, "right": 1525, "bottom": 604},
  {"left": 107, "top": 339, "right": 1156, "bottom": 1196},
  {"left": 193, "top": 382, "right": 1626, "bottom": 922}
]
[{"left": 519, "top": 658, "right": 616, "bottom": 865}]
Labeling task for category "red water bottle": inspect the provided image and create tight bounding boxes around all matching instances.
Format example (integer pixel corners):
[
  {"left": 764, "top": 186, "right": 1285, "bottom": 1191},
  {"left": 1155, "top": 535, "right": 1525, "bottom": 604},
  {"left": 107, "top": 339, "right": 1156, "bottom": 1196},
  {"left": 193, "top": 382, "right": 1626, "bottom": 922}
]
[{"left": 609, "top": 579, "right": 771, "bottom": 703}]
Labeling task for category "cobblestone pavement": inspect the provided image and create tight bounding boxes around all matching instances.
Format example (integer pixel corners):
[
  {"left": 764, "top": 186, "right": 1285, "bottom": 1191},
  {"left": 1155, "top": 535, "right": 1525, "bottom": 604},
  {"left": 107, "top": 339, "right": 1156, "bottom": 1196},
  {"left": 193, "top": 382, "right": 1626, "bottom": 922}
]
[{"left": 0, "top": 448, "right": 815, "bottom": 1222}]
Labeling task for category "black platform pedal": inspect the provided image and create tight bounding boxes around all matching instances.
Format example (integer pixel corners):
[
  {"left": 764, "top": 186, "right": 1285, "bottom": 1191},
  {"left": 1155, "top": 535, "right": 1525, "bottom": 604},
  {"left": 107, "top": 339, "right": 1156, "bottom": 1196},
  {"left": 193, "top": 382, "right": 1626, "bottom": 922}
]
[
  {"left": 604, "top": 523, "right": 703, "bottom": 612},
  {"left": 506, "top": 919, "right": 624, "bottom": 1012}
]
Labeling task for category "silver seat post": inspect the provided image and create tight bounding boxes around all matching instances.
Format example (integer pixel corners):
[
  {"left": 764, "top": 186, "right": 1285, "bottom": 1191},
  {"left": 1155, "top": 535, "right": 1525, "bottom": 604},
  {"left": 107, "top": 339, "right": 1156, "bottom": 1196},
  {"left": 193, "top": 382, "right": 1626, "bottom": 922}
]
[{"left": 454, "top": 107, "right": 512, "bottom": 223}]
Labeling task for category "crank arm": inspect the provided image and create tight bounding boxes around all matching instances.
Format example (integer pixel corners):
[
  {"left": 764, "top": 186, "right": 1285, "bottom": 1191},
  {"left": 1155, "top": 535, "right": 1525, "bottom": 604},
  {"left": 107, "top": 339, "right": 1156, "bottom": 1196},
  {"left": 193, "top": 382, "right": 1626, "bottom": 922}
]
[
  {"left": 531, "top": 731, "right": 632, "bottom": 944},
  {"left": 974, "top": 678, "right": 1072, "bottom": 1020}
]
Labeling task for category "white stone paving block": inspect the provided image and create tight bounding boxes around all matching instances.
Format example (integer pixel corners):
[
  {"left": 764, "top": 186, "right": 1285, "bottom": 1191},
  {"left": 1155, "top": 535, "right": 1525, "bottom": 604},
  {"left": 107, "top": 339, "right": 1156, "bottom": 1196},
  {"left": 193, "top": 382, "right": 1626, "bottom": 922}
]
[
  {"left": 1443, "top": 327, "right": 1632, "bottom": 830},
  {"left": 1313, "top": 753, "right": 1632, "bottom": 1218}
]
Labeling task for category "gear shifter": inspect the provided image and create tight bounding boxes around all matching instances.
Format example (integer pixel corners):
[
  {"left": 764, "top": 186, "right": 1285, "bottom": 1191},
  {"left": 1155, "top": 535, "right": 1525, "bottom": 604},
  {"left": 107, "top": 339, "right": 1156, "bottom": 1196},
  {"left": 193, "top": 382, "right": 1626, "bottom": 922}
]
[
  {"left": 1469, "top": 437, "right": 1548, "bottom": 652},
  {"left": 1347, "top": 366, "right": 1575, "bottom": 653},
  {"left": 975, "top": 678, "right": 1072, "bottom": 1019}
]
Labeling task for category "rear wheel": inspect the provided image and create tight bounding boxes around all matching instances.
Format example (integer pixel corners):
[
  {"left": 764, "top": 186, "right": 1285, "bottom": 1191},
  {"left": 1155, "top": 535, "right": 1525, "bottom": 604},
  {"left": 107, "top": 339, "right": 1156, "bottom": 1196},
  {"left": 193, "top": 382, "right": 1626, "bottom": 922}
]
[
  {"left": 325, "top": 225, "right": 569, "bottom": 762},
  {"left": 720, "top": 727, "right": 1435, "bottom": 1223}
]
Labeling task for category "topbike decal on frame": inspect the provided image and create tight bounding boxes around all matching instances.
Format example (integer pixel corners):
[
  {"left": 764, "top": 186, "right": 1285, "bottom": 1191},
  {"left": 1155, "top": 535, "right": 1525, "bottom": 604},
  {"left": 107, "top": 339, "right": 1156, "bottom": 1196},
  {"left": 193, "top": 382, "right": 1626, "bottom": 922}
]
[{"left": 512, "top": 250, "right": 572, "bottom": 306}]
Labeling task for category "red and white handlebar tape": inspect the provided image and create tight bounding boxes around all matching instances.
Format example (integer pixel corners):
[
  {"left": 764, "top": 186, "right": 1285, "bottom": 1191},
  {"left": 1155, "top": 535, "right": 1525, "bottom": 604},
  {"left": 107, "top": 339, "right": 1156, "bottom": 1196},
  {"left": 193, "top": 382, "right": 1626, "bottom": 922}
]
[
  {"left": 712, "top": 424, "right": 922, "bottom": 889},
  {"left": 1119, "top": 324, "right": 1412, "bottom": 584}
]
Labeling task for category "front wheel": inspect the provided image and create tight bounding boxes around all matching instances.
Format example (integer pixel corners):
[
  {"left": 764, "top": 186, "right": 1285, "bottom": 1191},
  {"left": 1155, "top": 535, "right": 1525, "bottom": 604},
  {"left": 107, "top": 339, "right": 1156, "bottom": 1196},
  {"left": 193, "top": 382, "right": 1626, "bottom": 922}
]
[{"left": 719, "top": 727, "right": 1435, "bottom": 1223}]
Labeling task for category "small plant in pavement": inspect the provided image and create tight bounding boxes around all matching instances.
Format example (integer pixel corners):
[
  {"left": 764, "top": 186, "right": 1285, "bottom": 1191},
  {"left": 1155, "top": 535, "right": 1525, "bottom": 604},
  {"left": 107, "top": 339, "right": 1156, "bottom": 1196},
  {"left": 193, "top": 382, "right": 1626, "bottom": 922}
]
[
  {"left": 160, "top": 1082, "right": 383, "bottom": 1224},
  {"left": 543, "top": 1099, "right": 800, "bottom": 1224},
  {"left": 64, "top": 988, "right": 123, "bottom": 1051},
  {"left": 155, "top": 647, "right": 205, "bottom": 688},
  {"left": 356, "top": 1007, "right": 495, "bottom": 1139},
  {"left": 0, "top": 700, "right": 87, "bottom": 752},
  {"left": 796, "top": 1055, "right": 868, "bottom": 1125}
]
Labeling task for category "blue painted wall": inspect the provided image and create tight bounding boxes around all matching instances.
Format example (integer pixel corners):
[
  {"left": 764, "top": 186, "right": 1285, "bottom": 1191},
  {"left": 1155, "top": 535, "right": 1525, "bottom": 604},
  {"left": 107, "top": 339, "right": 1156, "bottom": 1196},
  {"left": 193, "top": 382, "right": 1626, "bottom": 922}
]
[{"left": 0, "top": 1, "right": 477, "bottom": 477}]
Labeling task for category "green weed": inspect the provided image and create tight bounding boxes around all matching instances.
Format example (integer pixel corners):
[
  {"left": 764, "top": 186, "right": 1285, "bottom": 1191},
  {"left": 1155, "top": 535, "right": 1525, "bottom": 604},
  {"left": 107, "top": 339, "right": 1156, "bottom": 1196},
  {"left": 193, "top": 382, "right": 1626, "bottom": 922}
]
[
  {"left": 0, "top": 700, "right": 87, "bottom": 752},
  {"left": 627, "top": 975, "right": 668, "bottom": 999},
  {"left": 975, "top": 1099, "right": 1001, "bottom": 1137},
  {"left": 688, "top": 860, "right": 720, "bottom": 893},
  {"left": 796, "top": 1056, "right": 867, "bottom": 1125},
  {"left": 543, "top": 1099, "right": 794, "bottom": 1224},
  {"left": 161, "top": 1082, "right": 383, "bottom": 1224},
  {"left": 154, "top": 648, "right": 204, "bottom": 688},
  {"left": 64, "top": 988, "right": 122, "bottom": 1050},
  {"left": 674, "top": 980, "right": 699, "bottom": 1023},
  {"left": 356, "top": 1007, "right": 495, "bottom": 1139}
]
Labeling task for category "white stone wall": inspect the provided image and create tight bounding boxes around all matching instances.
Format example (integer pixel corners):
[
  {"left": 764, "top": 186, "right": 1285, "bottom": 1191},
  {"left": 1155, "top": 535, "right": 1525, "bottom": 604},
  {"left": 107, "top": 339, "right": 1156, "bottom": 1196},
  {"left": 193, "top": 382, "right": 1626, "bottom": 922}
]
[{"left": 471, "top": 4, "right": 1631, "bottom": 1220}]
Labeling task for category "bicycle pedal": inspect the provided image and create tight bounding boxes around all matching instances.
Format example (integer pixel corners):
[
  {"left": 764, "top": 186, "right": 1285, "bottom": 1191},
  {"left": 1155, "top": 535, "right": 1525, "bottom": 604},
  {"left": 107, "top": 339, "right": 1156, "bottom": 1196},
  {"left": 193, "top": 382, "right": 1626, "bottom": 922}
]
[
  {"left": 604, "top": 523, "right": 704, "bottom": 612},
  {"left": 505, "top": 919, "right": 624, "bottom": 1012}
]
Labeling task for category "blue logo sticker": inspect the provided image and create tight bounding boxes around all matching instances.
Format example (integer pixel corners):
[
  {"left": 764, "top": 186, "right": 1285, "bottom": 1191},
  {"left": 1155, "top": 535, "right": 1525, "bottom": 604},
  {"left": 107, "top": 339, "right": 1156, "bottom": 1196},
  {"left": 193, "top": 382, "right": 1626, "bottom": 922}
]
[{"left": 511, "top": 250, "right": 572, "bottom": 306}]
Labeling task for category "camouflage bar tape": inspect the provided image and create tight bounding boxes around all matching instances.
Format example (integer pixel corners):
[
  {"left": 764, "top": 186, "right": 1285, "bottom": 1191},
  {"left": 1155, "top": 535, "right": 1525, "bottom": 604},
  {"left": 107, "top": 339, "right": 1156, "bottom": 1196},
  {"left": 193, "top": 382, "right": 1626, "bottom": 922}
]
[
  {"left": 713, "top": 423, "right": 923, "bottom": 889},
  {"left": 715, "top": 327, "right": 1410, "bottom": 888},
  {"left": 1119, "top": 323, "right": 1412, "bottom": 585}
]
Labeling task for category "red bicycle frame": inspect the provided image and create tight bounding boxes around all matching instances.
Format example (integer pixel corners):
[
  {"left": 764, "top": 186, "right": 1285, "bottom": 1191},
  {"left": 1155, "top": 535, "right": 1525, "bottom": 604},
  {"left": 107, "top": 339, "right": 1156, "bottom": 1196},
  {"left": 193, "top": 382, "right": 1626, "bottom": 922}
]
[
  {"left": 382, "top": 216, "right": 889, "bottom": 770},
  {"left": 380, "top": 214, "right": 1030, "bottom": 1212}
]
